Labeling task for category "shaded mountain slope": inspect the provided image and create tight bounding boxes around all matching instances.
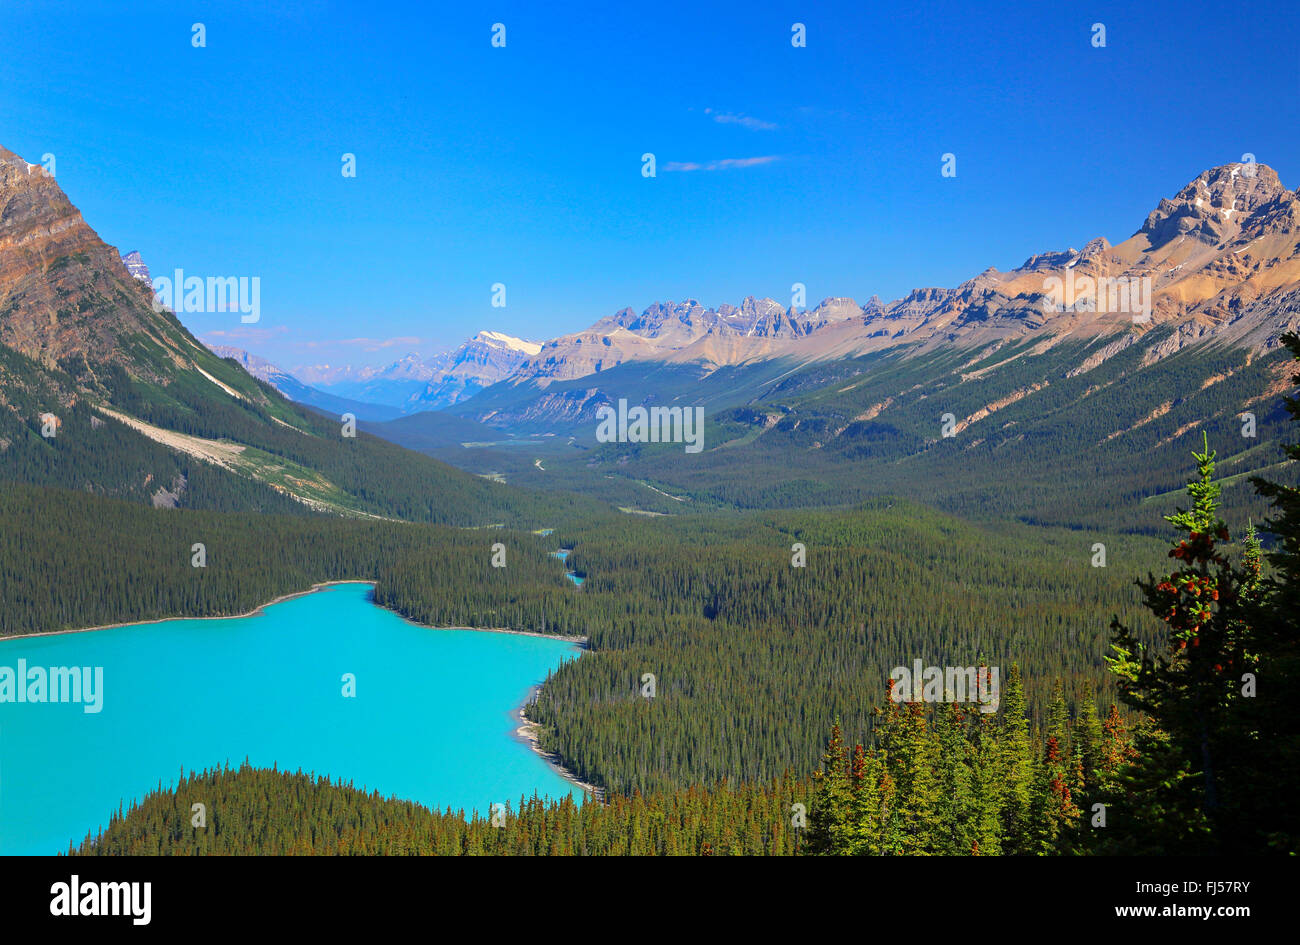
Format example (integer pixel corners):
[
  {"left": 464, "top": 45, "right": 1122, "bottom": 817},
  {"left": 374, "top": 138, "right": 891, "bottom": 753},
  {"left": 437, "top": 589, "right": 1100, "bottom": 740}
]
[{"left": 0, "top": 145, "right": 575, "bottom": 526}]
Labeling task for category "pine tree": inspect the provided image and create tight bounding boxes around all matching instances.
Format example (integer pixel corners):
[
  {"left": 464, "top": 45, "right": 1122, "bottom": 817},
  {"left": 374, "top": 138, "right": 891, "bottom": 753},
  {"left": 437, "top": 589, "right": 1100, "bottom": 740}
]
[
  {"left": 1032, "top": 727, "right": 1082, "bottom": 853},
  {"left": 1073, "top": 681, "right": 1104, "bottom": 793},
  {"left": 845, "top": 741, "right": 885, "bottom": 855},
  {"left": 878, "top": 701, "right": 942, "bottom": 854},
  {"left": 967, "top": 695, "right": 1006, "bottom": 855}
]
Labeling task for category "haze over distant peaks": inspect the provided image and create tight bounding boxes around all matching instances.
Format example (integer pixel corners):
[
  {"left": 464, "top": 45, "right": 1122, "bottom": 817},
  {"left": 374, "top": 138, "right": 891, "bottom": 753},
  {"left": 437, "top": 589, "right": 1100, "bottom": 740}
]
[
  {"left": 279, "top": 330, "right": 541, "bottom": 411},
  {"left": 406, "top": 330, "right": 543, "bottom": 410}
]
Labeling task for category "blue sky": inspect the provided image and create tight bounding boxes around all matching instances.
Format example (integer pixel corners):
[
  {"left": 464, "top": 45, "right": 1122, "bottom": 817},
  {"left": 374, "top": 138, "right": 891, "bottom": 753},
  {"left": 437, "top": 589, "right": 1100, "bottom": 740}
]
[{"left": 2, "top": 0, "right": 1297, "bottom": 370}]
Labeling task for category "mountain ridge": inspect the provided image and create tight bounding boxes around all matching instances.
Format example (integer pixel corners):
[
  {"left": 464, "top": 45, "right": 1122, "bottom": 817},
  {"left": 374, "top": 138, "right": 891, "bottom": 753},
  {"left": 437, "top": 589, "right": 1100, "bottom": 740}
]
[
  {"left": 0, "top": 143, "right": 563, "bottom": 525},
  {"left": 185, "top": 161, "right": 1300, "bottom": 430},
  {"left": 439, "top": 162, "right": 1300, "bottom": 430}
]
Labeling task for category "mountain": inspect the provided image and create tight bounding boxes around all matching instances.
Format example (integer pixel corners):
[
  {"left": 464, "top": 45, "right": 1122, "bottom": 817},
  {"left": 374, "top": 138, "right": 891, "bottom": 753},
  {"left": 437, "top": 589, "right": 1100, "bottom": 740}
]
[
  {"left": 406, "top": 330, "right": 541, "bottom": 409},
  {"left": 386, "top": 162, "right": 1300, "bottom": 535},
  {"left": 446, "top": 162, "right": 1300, "bottom": 432},
  {"left": 297, "top": 331, "right": 540, "bottom": 412},
  {"left": 0, "top": 143, "right": 556, "bottom": 525},
  {"left": 205, "top": 344, "right": 402, "bottom": 422},
  {"left": 120, "top": 250, "right": 152, "bottom": 285},
  {"left": 501, "top": 296, "right": 849, "bottom": 385},
  {"left": 301, "top": 352, "right": 440, "bottom": 408},
  {"left": 205, "top": 344, "right": 305, "bottom": 394},
  {"left": 0, "top": 147, "right": 167, "bottom": 369}
]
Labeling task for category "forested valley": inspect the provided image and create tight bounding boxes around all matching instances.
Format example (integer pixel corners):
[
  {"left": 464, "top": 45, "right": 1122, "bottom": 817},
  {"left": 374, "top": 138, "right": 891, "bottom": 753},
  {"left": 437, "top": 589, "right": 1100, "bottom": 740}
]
[{"left": 14, "top": 333, "right": 1300, "bottom": 856}]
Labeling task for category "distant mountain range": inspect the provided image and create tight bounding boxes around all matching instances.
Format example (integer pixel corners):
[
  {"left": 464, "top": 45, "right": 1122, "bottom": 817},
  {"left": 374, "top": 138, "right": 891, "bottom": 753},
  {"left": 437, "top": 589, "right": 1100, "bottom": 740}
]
[
  {"left": 200, "top": 330, "right": 543, "bottom": 416},
  {"left": 440, "top": 162, "right": 1300, "bottom": 430},
  {"left": 410, "top": 331, "right": 542, "bottom": 409},
  {"left": 231, "top": 161, "right": 1300, "bottom": 433},
  {"left": 113, "top": 239, "right": 543, "bottom": 417},
  {"left": 6, "top": 138, "right": 1296, "bottom": 531},
  {"left": 204, "top": 344, "right": 404, "bottom": 422}
]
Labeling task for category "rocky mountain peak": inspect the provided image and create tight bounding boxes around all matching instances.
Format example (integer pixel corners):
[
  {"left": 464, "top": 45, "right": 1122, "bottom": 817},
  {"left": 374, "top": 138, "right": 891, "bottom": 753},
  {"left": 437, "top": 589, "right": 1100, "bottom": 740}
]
[
  {"left": 1141, "top": 162, "right": 1289, "bottom": 248},
  {"left": 809, "top": 297, "right": 861, "bottom": 319},
  {"left": 861, "top": 295, "right": 886, "bottom": 315},
  {"left": 1020, "top": 237, "right": 1111, "bottom": 272},
  {"left": 0, "top": 145, "right": 157, "bottom": 370},
  {"left": 121, "top": 250, "right": 153, "bottom": 284},
  {"left": 738, "top": 296, "right": 787, "bottom": 318}
]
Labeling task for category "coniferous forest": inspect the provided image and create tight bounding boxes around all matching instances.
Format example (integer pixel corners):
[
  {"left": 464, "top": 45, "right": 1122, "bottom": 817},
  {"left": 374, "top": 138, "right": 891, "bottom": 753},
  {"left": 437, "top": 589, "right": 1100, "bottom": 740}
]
[
  {"left": 50, "top": 336, "right": 1300, "bottom": 857},
  {"left": 9, "top": 14, "right": 1300, "bottom": 932}
]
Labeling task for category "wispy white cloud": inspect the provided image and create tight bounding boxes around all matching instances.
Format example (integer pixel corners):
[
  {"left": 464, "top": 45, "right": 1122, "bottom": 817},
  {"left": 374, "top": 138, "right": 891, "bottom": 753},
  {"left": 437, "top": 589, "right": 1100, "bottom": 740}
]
[
  {"left": 705, "top": 108, "right": 777, "bottom": 131},
  {"left": 664, "top": 156, "right": 780, "bottom": 172},
  {"left": 201, "top": 325, "right": 288, "bottom": 342},
  {"left": 201, "top": 328, "right": 425, "bottom": 353}
]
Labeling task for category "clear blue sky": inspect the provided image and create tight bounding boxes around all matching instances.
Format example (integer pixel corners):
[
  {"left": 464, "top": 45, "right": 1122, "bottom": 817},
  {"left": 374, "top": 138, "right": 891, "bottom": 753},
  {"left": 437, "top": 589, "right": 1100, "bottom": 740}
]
[{"left": 2, "top": 0, "right": 1297, "bottom": 370}]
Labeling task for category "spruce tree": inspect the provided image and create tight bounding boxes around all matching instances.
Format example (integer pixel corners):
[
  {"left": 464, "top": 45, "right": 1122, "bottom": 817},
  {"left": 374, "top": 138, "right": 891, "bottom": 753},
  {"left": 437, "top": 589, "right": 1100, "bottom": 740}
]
[
  {"left": 805, "top": 721, "right": 851, "bottom": 854},
  {"left": 996, "top": 664, "right": 1037, "bottom": 853},
  {"left": 933, "top": 702, "right": 979, "bottom": 855},
  {"left": 1105, "top": 434, "right": 1265, "bottom": 852}
]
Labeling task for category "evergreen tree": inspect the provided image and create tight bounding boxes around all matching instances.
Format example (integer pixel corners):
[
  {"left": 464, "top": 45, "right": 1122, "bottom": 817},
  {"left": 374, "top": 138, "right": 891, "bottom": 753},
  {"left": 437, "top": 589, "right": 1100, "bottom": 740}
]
[
  {"left": 1072, "top": 681, "right": 1104, "bottom": 794},
  {"left": 876, "top": 701, "right": 942, "bottom": 854},
  {"left": 933, "top": 703, "right": 979, "bottom": 855},
  {"left": 996, "top": 664, "right": 1037, "bottom": 853},
  {"left": 1242, "top": 331, "right": 1300, "bottom": 851},
  {"left": 1105, "top": 435, "right": 1267, "bottom": 852},
  {"left": 805, "top": 721, "right": 851, "bottom": 854}
]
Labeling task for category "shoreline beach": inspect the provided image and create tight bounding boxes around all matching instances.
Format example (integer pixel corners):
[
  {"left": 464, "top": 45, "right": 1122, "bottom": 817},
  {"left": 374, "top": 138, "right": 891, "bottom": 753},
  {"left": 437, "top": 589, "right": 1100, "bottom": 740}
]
[{"left": 513, "top": 691, "right": 603, "bottom": 801}]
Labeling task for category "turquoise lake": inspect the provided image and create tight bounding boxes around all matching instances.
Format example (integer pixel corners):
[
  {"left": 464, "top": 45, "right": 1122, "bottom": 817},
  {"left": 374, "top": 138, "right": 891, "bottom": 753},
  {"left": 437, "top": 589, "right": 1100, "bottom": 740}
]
[{"left": 0, "top": 582, "right": 582, "bottom": 855}]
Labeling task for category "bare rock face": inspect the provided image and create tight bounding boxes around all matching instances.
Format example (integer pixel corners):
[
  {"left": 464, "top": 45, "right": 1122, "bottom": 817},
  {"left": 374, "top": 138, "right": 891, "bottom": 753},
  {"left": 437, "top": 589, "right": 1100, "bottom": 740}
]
[
  {"left": 1018, "top": 240, "right": 1109, "bottom": 271},
  {"left": 860, "top": 295, "right": 886, "bottom": 317},
  {"left": 1140, "top": 164, "right": 1290, "bottom": 249},
  {"left": 0, "top": 145, "right": 156, "bottom": 372},
  {"left": 1020, "top": 248, "right": 1085, "bottom": 271}
]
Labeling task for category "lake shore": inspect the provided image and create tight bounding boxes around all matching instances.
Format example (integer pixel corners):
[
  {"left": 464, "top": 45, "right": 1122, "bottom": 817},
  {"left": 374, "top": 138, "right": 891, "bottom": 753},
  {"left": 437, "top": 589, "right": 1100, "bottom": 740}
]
[
  {"left": 3, "top": 580, "right": 597, "bottom": 805},
  {"left": 0, "top": 580, "right": 361, "bottom": 642},
  {"left": 1, "top": 580, "right": 590, "bottom": 647},
  {"left": 514, "top": 692, "right": 603, "bottom": 801}
]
